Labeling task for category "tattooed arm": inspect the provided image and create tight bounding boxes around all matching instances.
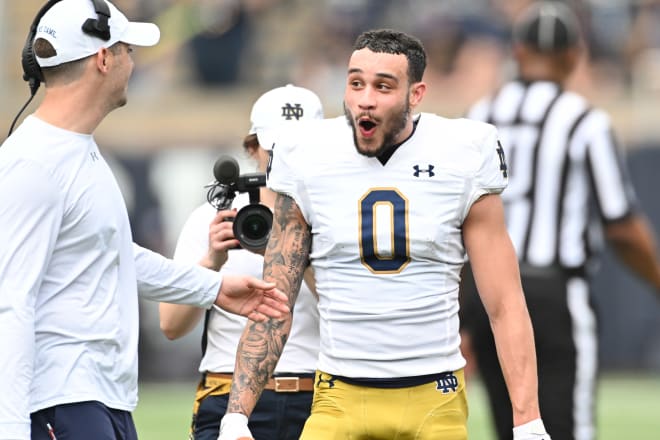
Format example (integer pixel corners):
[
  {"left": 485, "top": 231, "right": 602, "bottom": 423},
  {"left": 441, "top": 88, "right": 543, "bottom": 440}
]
[{"left": 226, "top": 193, "right": 311, "bottom": 417}]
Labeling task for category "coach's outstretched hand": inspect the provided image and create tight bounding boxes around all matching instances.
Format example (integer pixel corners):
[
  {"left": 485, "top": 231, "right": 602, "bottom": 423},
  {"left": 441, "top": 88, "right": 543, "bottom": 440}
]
[
  {"left": 217, "top": 413, "right": 253, "bottom": 440},
  {"left": 215, "top": 275, "right": 288, "bottom": 322},
  {"left": 513, "top": 419, "right": 552, "bottom": 440}
]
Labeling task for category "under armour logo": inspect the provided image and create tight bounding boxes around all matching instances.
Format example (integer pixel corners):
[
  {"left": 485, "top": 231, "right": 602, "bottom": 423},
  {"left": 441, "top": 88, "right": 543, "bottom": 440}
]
[
  {"left": 413, "top": 164, "right": 435, "bottom": 177},
  {"left": 281, "top": 103, "right": 304, "bottom": 120},
  {"left": 435, "top": 372, "right": 459, "bottom": 394},
  {"left": 316, "top": 374, "right": 336, "bottom": 389},
  {"left": 90, "top": 151, "right": 99, "bottom": 162}
]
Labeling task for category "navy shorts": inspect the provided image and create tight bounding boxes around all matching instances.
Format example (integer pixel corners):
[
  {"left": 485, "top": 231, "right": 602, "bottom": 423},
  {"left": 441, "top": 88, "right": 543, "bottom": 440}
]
[{"left": 31, "top": 401, "right": 137, "bottom": 440}]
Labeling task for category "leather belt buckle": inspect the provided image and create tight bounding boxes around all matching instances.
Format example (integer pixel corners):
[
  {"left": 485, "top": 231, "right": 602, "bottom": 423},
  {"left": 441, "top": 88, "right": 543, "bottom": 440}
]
[{"left": 274, "top": 376, "right": 299, "bottom": 392}]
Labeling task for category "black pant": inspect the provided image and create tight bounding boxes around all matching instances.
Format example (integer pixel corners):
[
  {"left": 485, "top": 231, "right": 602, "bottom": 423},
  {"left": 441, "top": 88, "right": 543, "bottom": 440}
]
[
  {"left": 193, "top": 389, "right": 313, "bottom": 440},
  {"left": 31, "top": 401, "right": 137, "bottom": 440},
  {"left": 460, "top": 264, "right": 599, "bottom": 440}
]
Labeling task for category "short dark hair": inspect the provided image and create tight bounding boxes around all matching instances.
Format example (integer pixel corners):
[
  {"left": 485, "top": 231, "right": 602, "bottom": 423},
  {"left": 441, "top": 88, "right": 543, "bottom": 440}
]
[
  {"left": 35, "top": 39, "right": 124, "bottom": 84},
  {"left": 243, "top": 133, "right": 260, "bottom": 153},
  {"left": 33, "top": 38, "right": 57, "bottom": 59},
  {"left": 353, "top": 29, "right": 427, "bottom": 83},
  {"left": 34, "top": 38, "right": 86, "bottom": 83}
]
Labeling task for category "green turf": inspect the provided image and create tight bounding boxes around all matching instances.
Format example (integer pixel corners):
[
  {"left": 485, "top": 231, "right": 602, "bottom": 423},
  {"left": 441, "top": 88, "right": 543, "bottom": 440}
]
[
  {"left": 134, "top": 373, "right": 660, "bottom": 439},
  {"left": 134, "top": 382, "right": 195, "bottom": 440},
  {"left": 593, "top": 373, "right": 660, "bottom": 439}
]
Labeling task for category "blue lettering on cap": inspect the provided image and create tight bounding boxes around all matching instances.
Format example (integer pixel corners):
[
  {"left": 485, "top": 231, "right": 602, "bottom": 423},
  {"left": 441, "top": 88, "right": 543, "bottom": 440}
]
[{"left": 37, "top": 25, "right": 57, "bottom": 38}]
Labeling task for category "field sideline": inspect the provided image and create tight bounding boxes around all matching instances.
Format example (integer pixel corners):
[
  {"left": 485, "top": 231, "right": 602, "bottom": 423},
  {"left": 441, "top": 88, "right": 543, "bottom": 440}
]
[{"left": 134, "top": 373, "right": 660, "bottom": 439}]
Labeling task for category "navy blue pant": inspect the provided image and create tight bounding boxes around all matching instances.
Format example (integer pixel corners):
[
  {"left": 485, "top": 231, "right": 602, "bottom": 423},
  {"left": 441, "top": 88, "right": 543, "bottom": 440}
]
[
  {"left": 193, "top": 390, "right": 312, "bottom": 440},
  {"left": 31, "top": 401, "right": 137, "bottom": 440}
]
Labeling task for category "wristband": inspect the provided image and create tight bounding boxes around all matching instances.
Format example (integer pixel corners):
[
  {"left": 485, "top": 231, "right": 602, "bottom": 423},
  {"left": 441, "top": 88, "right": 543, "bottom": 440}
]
[
  {"left": 513, "top": 418, "right": 551, "bottom": 440},
  {"left": 217, "top": 413, "right": 253, "bottom": 440}
]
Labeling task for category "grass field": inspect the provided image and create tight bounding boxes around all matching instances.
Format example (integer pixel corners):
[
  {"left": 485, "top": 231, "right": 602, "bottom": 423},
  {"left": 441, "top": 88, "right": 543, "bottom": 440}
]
[{"left": 134, "top": 373, "right": 660, "bottom": 439}]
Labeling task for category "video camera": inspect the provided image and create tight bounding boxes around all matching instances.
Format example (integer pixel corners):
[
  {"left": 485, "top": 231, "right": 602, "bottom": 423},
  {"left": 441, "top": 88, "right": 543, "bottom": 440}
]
[{"left": 206, "top": 155, "right": 273, "bottom": 252}]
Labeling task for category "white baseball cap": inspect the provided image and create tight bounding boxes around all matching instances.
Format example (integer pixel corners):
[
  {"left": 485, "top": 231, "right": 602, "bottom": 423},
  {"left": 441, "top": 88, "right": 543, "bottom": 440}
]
[
  {"left": 249, "top": 84, "right": 324, "bottom": 150},
  {"left": 34, "top": 0, "right": 160, "bottom": 68}
]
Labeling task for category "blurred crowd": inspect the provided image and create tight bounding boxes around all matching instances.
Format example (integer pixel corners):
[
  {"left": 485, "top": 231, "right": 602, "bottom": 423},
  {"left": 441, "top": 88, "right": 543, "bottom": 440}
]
[
  {"left": 105, "top": 0, "right": 660, "bottom": 114},
  {"left": 4, "top": 0, "right": 660, "bottom": 143}
]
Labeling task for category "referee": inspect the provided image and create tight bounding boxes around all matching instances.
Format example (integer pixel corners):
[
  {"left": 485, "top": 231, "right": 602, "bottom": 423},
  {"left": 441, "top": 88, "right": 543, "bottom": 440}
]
[{"left": 460, "top": 2, "right": 660, "bottom": 440}]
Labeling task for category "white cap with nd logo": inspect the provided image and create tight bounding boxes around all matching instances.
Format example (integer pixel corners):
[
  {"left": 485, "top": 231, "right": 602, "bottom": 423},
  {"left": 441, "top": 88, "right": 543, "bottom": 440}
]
[{"left": 248, "top": 84, "right": 324, "bottom": 150}]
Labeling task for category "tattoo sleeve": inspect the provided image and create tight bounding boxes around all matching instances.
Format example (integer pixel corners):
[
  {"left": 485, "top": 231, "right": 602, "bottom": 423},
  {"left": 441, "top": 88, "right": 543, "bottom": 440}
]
[{"left": 226, "top": 193, "right": 311, "bottom": 415}]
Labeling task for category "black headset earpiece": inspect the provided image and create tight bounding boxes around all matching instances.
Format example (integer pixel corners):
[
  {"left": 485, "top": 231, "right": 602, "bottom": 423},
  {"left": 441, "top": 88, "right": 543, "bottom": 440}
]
[
  {"left": 10, "top": 0, "right": 113, "bottom": 138},
  {"left": 82, "top": 0, "right": 111, "bottom": 41}
]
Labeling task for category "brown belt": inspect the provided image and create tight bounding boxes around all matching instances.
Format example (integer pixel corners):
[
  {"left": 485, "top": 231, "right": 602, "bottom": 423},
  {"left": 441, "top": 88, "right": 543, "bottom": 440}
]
[{"left": 205, "top": 372, "right": 314, "bottom": 392}]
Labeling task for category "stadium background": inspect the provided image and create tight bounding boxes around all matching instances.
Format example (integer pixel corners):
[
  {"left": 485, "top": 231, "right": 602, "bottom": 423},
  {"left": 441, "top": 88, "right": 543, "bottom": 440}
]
[{"left": 1, "top": 0, "right": 658, "bottom": 395}]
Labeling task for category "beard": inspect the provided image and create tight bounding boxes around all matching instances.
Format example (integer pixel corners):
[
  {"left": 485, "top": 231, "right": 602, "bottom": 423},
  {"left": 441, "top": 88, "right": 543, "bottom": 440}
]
[{"left": 344, "top": 98, "right": 410, "bottom": 158}]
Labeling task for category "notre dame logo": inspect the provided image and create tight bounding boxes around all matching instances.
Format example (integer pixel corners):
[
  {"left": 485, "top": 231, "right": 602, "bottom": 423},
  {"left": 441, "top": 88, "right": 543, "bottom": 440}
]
[
  {"left": 281, "top": 103, "right": 304, "bottom": 120},
  {"left": 496, "top": 140, "right": 508, "bottom": 178},
  {"left": 435, "top": 372, "right": 459, "bottom": 394}
]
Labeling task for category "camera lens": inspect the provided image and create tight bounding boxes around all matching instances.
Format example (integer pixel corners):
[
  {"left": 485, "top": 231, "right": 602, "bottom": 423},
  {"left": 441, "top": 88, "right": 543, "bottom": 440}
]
[
  {"left": 233, "top": 205, "right": 273, "bottom": 252},
  {"left": 243, "top": 213, "right": 270, "bottom": 240}
]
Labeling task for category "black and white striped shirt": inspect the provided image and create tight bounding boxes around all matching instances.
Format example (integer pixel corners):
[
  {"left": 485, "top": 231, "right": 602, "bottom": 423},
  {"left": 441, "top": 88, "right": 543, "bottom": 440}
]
[{"left": 467, "top": 79, "right": 638, "bottom": 272}]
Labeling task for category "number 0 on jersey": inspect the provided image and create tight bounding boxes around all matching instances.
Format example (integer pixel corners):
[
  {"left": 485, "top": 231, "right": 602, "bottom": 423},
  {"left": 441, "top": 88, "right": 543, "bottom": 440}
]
[{"left": 358, "top": 188, "right": 411, "bottom": 274}]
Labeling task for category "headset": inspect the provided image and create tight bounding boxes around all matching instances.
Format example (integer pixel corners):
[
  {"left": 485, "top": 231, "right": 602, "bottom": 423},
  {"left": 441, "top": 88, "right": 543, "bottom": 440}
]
[{"left": 7, "top": 0, "right": 112, "bottom": 137}]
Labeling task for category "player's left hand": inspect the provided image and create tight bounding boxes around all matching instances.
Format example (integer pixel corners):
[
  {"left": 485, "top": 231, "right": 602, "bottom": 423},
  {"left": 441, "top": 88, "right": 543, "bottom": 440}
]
[
  {"left": 513, "top": 418, "right": 551, "bottom": 440},
  {"left": 215, "top": 275, "right": 289, "bottom": 321}
]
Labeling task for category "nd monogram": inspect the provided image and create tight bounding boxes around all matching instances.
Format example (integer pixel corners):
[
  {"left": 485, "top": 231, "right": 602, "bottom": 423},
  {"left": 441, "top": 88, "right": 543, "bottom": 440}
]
[
  {"left": 435, "top": 372, "right": 459, "bottom": 394},
  {"left": 281, "top": 103, "right": 304, "bottom": 120}
]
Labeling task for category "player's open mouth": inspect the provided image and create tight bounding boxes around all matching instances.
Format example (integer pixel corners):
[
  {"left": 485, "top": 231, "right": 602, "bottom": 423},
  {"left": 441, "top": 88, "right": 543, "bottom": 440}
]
[{"left": 358, "top": 118, "right": 377, "bottom": 137}]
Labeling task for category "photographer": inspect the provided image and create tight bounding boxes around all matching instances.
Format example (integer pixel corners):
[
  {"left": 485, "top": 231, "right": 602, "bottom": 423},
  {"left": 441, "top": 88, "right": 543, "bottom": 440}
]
[{"left": 159, "top": 85, "right": 324, "bottom": 440}]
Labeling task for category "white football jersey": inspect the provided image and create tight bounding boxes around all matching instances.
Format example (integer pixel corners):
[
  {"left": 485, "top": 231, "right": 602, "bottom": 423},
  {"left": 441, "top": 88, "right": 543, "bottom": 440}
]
[{"left": 268, "top": 113, "right": 507, "bottom": 378}]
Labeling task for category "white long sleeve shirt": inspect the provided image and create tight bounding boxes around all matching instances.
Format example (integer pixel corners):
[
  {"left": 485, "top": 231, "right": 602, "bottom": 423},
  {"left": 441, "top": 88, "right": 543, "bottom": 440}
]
[{"left": 0, "top": 116, "right": 221, "bottom": 439}]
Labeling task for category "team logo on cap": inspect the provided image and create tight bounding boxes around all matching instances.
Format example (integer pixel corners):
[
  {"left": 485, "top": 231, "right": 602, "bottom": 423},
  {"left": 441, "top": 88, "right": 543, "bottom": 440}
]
[{"left": 281, "top": 103, "right": 304, "bottom": 121}]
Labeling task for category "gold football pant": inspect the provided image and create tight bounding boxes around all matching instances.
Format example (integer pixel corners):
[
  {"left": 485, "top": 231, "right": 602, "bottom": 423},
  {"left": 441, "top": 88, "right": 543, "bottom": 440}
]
[{"left": 300, "top": 369, "right": 468, "bottom": 440}]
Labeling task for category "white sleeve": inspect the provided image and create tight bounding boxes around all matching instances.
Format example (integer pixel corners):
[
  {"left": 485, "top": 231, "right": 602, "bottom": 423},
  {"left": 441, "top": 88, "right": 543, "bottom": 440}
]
[
  {"left": 462, "top": 122, "right": 509, "bottom": 221},
  {"left": 133, "top": 243, "right": 220, "bottom": 308},
  {"left": 0, "top": 160, "right": 63, "bottom": 438},
  {"left": 266, "top": 132, "right": 309, "bottom": 221},
  {"left": 267, "top": 145, "right": 295, "bottom": 196},
  {"left": 475, "top": 123, "right": 508, "bottom": 193},
  {"left": 173, "top": 204, "right": 214, "bottom": 264}
]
